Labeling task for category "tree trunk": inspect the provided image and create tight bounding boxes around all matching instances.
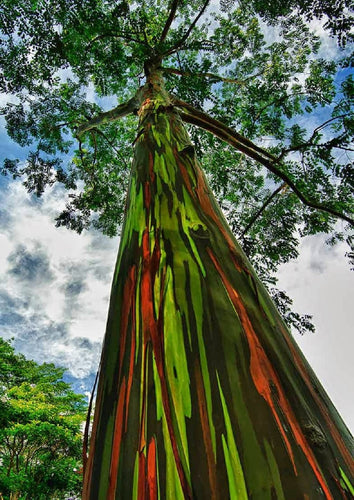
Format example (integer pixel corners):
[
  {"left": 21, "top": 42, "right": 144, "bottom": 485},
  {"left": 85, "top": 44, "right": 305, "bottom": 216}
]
[{"left": 83, "top": 81, "right": 353, "bottom": 499}]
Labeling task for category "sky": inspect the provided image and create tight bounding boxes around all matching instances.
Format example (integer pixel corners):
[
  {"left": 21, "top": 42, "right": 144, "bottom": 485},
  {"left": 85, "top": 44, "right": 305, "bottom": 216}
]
[{"left": 0, "top": 6, "right": 353, "bottom": 436}]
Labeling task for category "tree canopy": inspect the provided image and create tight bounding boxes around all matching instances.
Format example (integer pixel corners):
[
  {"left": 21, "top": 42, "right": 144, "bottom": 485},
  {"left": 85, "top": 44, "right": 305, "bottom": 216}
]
[
  {"left": 0, "top": 0, "right": 353, "bottom": 334},
  {"left": 0, "top": 337, "right": 86, "bottom": 500}
]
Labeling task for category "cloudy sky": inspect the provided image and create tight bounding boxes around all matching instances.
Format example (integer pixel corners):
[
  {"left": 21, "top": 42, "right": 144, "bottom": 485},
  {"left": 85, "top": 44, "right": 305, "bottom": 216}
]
[{"left": 0, "top": 10, "right": 353, "bottom": 435}]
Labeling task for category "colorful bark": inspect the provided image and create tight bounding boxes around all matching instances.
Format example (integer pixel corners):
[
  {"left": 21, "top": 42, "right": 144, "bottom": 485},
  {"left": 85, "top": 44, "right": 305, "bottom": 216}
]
[{"left": 83, "top": 83, "right": 353, "bottom": 499}]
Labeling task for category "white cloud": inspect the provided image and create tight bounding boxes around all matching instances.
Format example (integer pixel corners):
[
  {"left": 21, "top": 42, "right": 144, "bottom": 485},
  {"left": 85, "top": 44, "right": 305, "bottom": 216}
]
[{"left": 0, "top": 180, "right": 118, "bottom": 378}]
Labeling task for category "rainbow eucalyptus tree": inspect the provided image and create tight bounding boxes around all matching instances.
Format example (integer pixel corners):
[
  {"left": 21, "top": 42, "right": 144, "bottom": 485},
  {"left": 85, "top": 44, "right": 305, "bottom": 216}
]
[{"left": 1, "top": 0, "right": 353, "bottom": 498}]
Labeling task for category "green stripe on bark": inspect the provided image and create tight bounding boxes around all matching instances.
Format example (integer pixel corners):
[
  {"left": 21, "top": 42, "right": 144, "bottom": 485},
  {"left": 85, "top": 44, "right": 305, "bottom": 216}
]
[{"left": 83, "top": 81, "right": 354, "bottom": 499}]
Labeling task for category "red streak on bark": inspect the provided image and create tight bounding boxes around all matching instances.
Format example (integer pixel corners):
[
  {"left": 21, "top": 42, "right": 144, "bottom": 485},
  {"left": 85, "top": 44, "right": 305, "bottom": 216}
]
[
  {"left": 107, "top": 377, "right": 127, "bottom": 500},
  {"left": 138, "top": 451, "right": 147, "bottom": 500},
  {"left": 331, "top": 474, "right": 349, "bottom": 500},
  {"left": 139, "top": 343, "right": 148, "bottom": 454},
  {"left": 140, "top": 228, "right": 192, "bottom": 499},
  {"left": 119, "top": 266, "right": 136, "bottom": 381},
  {"left": 175, "top": 152, "right": 193, "bottom": 194},
  {"left": 207, "top": 248, "right": 333, "bottom": 500},
  {"left": 125, "top": 272, "right": 137, "bottom": 432},
  {"left": 195, "top": 360, "right": 218, "bottom": 500},
  {"left": 147, "top": 437, "right": 158, "bottom": 500},
  {"left": 141, "top": 229, "right": 155, "bottom": 340},
  {"left": 144, "top": 181, "right": 151, "bottom": 209},
  {"left": 179, "top": 155, "right": 245, "bottom": 275},
  {"left": 279, "top": 324, "right": 354, "bottom": 477}
]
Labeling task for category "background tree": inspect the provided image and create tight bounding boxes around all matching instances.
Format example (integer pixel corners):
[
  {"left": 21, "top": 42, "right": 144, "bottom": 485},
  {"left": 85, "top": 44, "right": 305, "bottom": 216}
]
[
  {"left": 0, "top": 338, "right": 86, "bottom": 500},
  {"left": 0, "top": 0, "right": 353, "bottom": 498}
]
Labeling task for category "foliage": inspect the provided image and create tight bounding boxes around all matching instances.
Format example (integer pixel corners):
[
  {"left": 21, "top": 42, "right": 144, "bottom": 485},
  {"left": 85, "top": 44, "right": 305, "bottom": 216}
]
[
  {"left": 0, "top": 338, "right": 86, "bottom": 500},
  {"left": 0, "top": 0, "right": 353, "bottom": 334}
]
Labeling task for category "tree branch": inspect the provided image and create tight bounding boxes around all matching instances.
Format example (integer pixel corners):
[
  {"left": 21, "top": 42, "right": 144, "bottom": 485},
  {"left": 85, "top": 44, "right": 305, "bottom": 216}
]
[
  {"left": 87, "top": 31, "right": 147, "bottom": 48},
  {"left": 241, "top": 183, "right": 287, "bottom": 237},
  {"left": 173, "top": 98, "right": 275, "bottom": 161},
  {"left": 159, "top": 0, "right": 180, "bottom": 43},
  {"left": 76, "top": 92, "right": 141, "bottom": 137},
  {"left": 162, "top": 67, "right": 246, "bottom": 84},
  {"left": 174, "top": 99, "right": 354, "bottom": 227},
  {"left": 94, "top": 129, "right": 131, "bottom": 169},
  {"left": 279, "top": 115, "right": 349, "bottom": 159},
  {"left": 165, "top": 0, "right": 210, "bottom": 55}
]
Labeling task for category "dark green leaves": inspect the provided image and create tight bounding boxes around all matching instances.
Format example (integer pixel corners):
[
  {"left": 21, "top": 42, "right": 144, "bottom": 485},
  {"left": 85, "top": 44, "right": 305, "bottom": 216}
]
[{"left": 0, "top": 337, "right": 86, "bottom": 499}]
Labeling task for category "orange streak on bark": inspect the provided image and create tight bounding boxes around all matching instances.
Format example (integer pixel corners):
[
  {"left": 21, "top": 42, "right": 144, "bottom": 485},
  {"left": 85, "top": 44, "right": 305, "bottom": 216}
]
[
  {"left": 139, "top": 342, "right": 148, "bottom": 454},
  {"left": 140, "top": 228, "right": 192, "bottom": 499},
  {"left": 208, "top": 248, "right": 333, "bottom": 500},
  {"left": 194, "top": 167, "right": 239, "bottom": 255},
  {"left": 144, "top": 181, "right": 151, "bottom": 208},
  {"left": 119, "top": 266, "right": 136, "bottom": 380},
  {"left": 280, "top": 325, "right": 354, "bottom": 476},
  {"left": 177, "top": 152, "right": 245, "bottom": 275},
  {"left": 147, "top": 437, "right": 158, "bottom": 500},
  {"left": 125, "top": 270, "right": 137, "bottom": 431},
  {"left": 107, "top": 377, "right": 127, "bottom": 500},
  {"left": 194, "top": 360, "right": 218, "bottom": 500},
  {"left": 175, "top": 153, "right": 193, "bottom": 194},
  {"left": 141, "top": 229, "right": 156, "bottom": 342}
]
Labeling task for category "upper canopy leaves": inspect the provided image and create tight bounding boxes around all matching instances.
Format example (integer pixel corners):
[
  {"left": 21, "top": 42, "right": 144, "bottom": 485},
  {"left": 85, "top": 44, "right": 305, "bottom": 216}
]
[{"left": 0, "top": 0, "right": 353, "bottom": 333}]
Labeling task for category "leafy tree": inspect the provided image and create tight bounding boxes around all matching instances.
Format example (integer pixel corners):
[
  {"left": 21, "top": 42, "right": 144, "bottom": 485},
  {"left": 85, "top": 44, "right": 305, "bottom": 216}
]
[
  {"left": 0, "top": 338, "right": 86, "bottom": 500},
  {"left": 0, "top": 1, "right": 353, "bottom": 498}
]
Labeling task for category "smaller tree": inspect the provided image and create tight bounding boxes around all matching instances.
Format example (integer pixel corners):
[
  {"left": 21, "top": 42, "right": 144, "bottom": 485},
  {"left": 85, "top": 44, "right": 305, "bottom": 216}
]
[{"left": 0, "top": 338, "right": 87, "bottom": 500}]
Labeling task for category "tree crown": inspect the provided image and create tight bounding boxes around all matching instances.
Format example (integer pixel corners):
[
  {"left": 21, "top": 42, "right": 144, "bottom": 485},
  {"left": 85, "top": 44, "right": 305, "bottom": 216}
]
[{"left": 0, "top": 0, "right": 353, "bottom": 333}]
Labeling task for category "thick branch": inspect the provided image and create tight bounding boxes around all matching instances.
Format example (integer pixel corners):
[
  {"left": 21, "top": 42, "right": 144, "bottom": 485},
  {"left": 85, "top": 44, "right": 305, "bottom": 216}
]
[
  {"left": 241, "top": 183, "right": 287, "bottom": 237},
  {"left": 76, "top": 93, "right": 141, "bottom": 137},
  {"left": 165, "top": 0, "right": 210, "bottom": 55},
  {"left": 159, "top": 0, "right": 180, "bottom": 43},
  {"left": 174, "top": 98, "right": 275, "bottom": 161},
  {"left": 175, "top": 99, "right": 354, "bottom": 227}
]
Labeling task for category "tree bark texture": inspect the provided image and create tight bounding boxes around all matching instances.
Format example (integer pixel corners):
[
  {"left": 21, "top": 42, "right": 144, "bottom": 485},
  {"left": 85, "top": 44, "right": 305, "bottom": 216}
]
[{"left": 82, "top": 87, "right": 353, "bottom": 499}]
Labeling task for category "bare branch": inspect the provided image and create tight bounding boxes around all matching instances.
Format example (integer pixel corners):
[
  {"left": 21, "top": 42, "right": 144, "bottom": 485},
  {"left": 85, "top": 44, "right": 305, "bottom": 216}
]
[
  {"left": 312, "top": 114, "right": 347, "bottom": 135},
  {"left": 174, "top": 99, "right": 354, "bottom": 227},
  {"left": 94, "top": 129, "right": 131, "bottom": 169},
  {"left": 279, "top": 115, "right": 350, "bottom": 159},
  {"left": 165, "top": 0, "right": 210, "bottom": 55},
  {"left": 241, "top": 183, "right": 287, "bottom": 237},
  {"left": 76, "top": 92, "right": 142, "bottom": 137},
  {"left": 159, "top": 0, "right": 180, "bottom": 43}
]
